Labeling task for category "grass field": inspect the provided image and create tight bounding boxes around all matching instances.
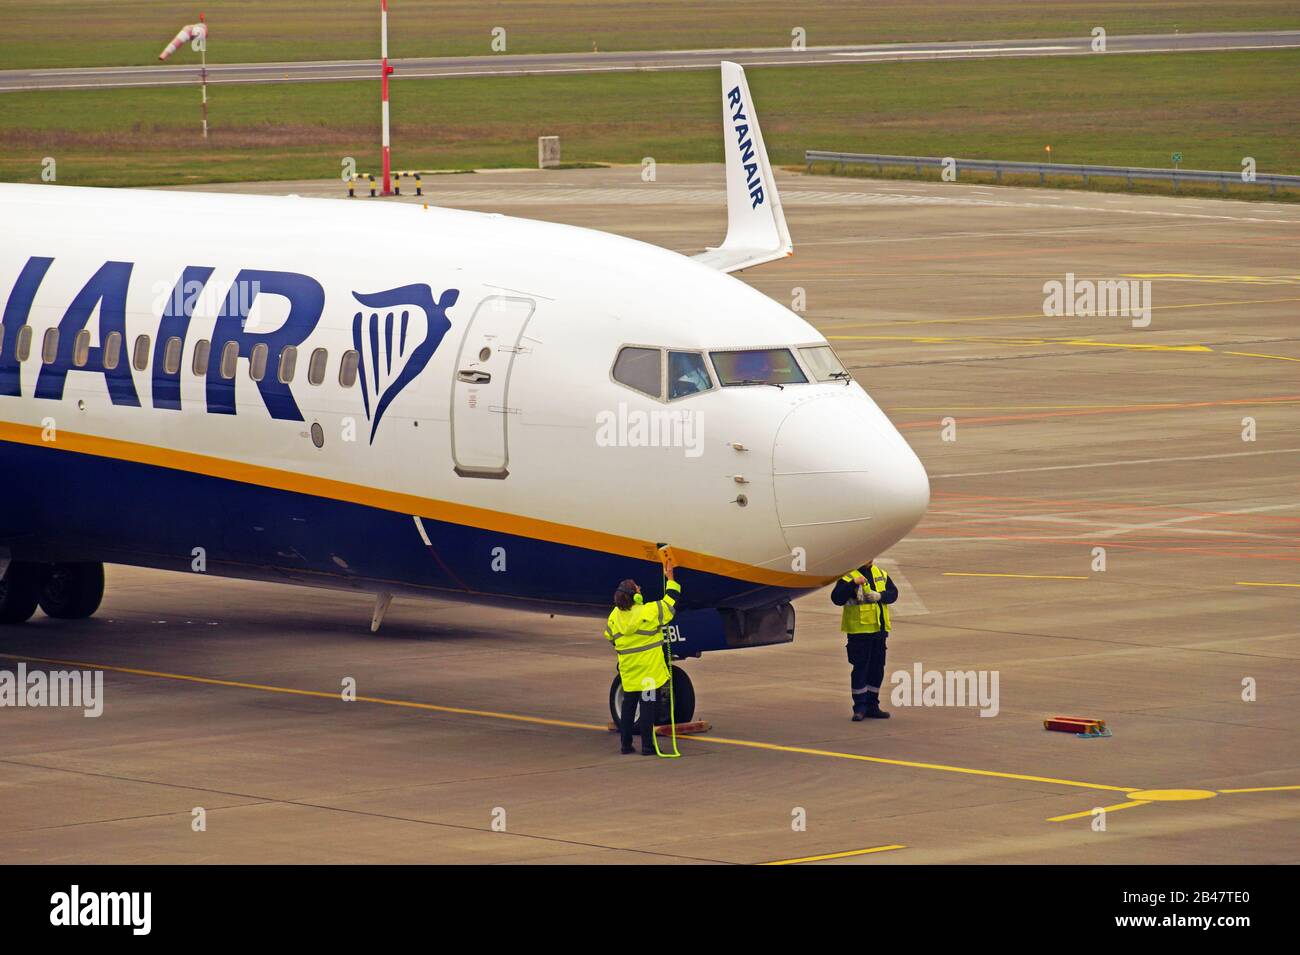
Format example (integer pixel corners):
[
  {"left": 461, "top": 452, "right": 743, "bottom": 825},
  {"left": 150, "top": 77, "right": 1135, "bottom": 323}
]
[
  {"left": 0, "top": 0, "right": 1298, "bottom": 69},
  {"left": 1, "top": 49, "right": 1296, "bottom": 191}
]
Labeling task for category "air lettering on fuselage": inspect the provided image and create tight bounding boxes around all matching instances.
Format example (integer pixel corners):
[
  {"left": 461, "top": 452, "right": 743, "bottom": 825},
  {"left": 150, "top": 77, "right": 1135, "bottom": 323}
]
[{"left": 0, "top": 256, "right": 458, "bottom": 433}]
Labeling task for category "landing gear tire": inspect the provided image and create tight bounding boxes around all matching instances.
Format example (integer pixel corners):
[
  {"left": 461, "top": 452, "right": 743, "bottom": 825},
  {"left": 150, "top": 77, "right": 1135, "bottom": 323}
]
[
  {"left": 38, "top": 562, "right": 104, "bottom": 620},
  {"left": 0, "top": 562, "right": 48, "bottom": 625},
  {"left": 609, "top": 665, "right": 696, "bottom": 732}
]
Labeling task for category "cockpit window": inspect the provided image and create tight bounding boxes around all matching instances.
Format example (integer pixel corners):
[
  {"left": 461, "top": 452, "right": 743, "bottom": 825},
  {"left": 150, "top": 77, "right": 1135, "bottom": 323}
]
[
  {"left": 710, "top": 348, "right": 808, "bottom": 387},
  {"left": 799, "top": 344, "right": 851, "bottom": 382},
  {"left": 613, "top": 346, "right": 662, "bottom": 398},
  {"left": 668, "top": 351, "right": 713, "bottom": 400}
]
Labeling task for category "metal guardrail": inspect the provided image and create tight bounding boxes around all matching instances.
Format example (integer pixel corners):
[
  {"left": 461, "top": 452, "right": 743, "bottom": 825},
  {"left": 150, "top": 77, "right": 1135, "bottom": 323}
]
[{"left": 804, "top": 150, "right": 1300, "bottom": 194}]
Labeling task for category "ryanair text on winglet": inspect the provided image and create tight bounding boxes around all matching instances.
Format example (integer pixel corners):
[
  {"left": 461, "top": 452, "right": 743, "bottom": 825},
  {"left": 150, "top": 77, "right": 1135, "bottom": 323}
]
[{"left": 726, "top": 86, "right": 766, "bottom": 209}]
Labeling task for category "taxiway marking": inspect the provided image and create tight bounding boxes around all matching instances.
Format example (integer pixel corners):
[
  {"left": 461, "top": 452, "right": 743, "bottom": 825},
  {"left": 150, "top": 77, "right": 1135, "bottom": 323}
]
[
  {"left": 6, "top": 653, "right": 1138, "bottom": 795},
  {"left": 758, "top": 844, "right": 906, "bottom": 865}
]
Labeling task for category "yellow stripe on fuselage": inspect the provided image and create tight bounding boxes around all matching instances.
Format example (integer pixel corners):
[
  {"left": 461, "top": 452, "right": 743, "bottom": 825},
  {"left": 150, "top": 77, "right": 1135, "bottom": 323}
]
[{"left": 0, "top": 420, "right": 828, "bottom": 590}]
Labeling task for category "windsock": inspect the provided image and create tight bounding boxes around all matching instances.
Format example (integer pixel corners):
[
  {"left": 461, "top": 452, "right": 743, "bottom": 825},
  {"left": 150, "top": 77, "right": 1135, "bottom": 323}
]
[{"left": 159, "top": 22, "right": 207, "bottom": 61}]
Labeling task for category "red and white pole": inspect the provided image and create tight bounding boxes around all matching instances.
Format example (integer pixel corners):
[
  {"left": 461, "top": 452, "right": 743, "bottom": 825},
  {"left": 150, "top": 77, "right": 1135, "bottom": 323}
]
[
  {"left": 199, "top": 12, "right": 208, "bottom": 140},
  {"left": 380, "top": 0, "right": 394, "bottom": 195}
]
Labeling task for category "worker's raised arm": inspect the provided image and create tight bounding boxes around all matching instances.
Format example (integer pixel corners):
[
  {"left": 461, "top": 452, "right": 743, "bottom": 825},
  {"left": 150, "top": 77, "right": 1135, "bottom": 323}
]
[{"left": 655, "top": 578, "right": 683, "bottom": 626}]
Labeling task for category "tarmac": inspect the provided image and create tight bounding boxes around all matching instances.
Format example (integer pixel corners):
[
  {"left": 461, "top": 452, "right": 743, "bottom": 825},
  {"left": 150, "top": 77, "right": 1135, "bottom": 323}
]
[{"left": 2, "top": 164, "right": 1297, "bottom": 863}]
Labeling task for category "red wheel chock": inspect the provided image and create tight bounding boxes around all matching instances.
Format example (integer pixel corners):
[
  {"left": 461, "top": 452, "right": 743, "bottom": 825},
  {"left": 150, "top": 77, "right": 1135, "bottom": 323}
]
[
  {"left": 606, "top": 720, "right": 712, "bottom": 736},
  {"left": 1044, "top": 716, "right": 1111, "bottom": 738}
]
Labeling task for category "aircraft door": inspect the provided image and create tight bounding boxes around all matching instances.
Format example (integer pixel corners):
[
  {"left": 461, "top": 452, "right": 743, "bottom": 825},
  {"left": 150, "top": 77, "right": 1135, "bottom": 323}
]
[{"left": 450, "top": 295, "right": 536, "bottom": 478}]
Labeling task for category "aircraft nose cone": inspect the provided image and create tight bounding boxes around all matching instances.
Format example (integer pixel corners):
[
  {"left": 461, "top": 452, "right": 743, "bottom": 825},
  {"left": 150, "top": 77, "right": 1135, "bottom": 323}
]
[
  {"left": 870, "top": 424, "right": 930, "bottom": 550},
  {"left": 772, "top": 395, "right": 928, "bottom": 574}
]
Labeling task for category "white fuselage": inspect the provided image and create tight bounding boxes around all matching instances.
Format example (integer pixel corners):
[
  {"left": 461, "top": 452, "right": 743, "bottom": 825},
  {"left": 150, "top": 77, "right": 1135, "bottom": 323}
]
[{"left": 0, "top": 183, "right": 928, "bottom": 622}]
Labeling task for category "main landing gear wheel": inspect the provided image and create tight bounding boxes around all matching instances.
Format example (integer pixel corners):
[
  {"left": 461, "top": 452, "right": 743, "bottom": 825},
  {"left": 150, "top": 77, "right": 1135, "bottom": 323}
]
[
  {"left": 38, "top": 562, "right": 104, "bottom": 620},
  {"left": 609, "top": 665, "right": 696, "bottom": 732},
  {"left": 0, "top": 562, "right": 48, "bottom": 625}
]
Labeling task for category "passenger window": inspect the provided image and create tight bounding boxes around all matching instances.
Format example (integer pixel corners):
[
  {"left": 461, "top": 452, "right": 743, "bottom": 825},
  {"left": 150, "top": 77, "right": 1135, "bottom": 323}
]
[
  {"left": 249, "top": 342, "right": 268, "bottom": 382},
  {"left": 219, "top": 341, "right": 239, "bottom": 380},
  {"left": 711, "top": 348, "right": 808, "bottom": 387},
  {"left": 15, "top": 326, "right": 32, "bottom": 362},
  {"left": 307, "top": 348, "right": 328, "bottom": 385},
  {"left": 668, "top": 351, "right": 713, "bottom": 400},
  {"left": 132, "top": 335, "right": 151, "bottom": 371},
  {"left": 278, "top": 345, "right": 297, "bottom": 384},
  {"left": 612, "top": 346, "right": 662, "bottom": 398},
  {"left": 103, "top": 331, "right": 121, "bottom": 370},
  {"left": 163, "top": 336, "right": 183, "bottom": 376},
  {"left": 339, "top": 349, "right": 359, "bottom": 387},
  {"left": 41, "top": 328, "right": 59, "bottom": 364},
  {"left": 799, "top": 344, "right": 850, "bottom": 383},
  {"left": 73, "top": 329, "right": 92, "bottom": 368},
  {"left": 192, "top": 339, "right": 210, "bottom": 376}
]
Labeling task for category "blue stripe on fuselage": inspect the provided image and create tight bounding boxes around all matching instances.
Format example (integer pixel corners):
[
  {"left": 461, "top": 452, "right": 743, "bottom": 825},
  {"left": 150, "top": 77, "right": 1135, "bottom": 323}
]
[{"left": 0, "top": 438, "right": 807, "bottom": 616}]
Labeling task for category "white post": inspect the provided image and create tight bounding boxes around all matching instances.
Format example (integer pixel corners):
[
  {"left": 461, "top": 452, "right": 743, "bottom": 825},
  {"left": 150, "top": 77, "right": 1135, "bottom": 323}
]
[
  {"left": 380, "top": 0, "right": 393, "bottom": 194},
  {"left": 200, "top": 23, "right": 208, "bottom": 140}
]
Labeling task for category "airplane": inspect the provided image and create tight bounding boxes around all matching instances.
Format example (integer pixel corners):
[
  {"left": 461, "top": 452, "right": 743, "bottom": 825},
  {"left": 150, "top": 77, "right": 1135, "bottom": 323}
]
[{"left": 0, "top": 62, "right": 929, "bottom": 722}]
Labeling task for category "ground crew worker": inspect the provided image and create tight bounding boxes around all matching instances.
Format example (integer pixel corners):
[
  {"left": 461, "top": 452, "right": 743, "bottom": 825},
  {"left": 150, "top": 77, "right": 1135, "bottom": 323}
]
[
  {"left": 831, "top": 560, "right": 899, "bottom": 721},
  {"left": 604, "top": 557, "right": 680, "bottom": 755}
]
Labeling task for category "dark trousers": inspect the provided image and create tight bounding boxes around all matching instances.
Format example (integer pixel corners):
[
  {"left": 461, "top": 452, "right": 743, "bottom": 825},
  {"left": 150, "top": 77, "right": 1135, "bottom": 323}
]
[
  {"left": 847, "top": 631, "right": 888, "bottom": 710},
  {"left": 619, "top": 683, "right": 661, "bottom": 752}
]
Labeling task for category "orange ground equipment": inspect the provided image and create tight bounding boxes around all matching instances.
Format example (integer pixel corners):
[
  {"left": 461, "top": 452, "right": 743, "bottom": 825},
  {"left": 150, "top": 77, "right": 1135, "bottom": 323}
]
[{"left": 1044, "top": 716, "right": 1111, "bottom": 738}]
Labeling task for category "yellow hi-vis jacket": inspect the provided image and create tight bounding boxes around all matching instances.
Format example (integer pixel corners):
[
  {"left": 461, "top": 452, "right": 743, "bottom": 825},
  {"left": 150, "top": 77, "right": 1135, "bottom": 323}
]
[
  {"left": 605, "top": 579, "right": 681, "bottom": 693},
  {"left": 840, "top": 565, "right": 891, "bottom": 634}
]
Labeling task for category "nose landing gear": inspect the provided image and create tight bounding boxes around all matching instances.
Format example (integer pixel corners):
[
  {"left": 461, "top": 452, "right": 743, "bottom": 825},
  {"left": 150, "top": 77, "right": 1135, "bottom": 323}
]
[{"left": 609, "top": 664, "right": 696, "bottom": 729}]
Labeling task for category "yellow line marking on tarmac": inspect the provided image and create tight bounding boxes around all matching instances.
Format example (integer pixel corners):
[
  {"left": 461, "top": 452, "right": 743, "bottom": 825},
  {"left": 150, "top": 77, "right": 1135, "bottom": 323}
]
[
  {"left": 1048, "top": 800, "right": 1151, "bottom": 822},
  {"left": 686, "top": 734, "right": 1136, "bottom": 792},
  {"left": 5, "top": 654, "right": 1138, "bottom": 795},
  {"left": 6, "top": 654, "right": 607, "bottom": 732},
  {"left": 830, "top": 296, "right": 1300, "bottom": 330},
  {"left": 1223, "top": 351, "right": 1300, "bottom": 362},
  {"left": 1129, "top": 788, "right": 1218, "bottom": 801},
  {"left": 1049, "top": 781, "right": 1300, "bottom": 822},
  {"left": 1061, "top": 341, "right": 1211, "bottom": 353},
  {"left": 758, "top": 844, "right": 906, "bottom": 865},
  {"left": 1124, "top": 274, "right": 1300, "bottom": 285},
  {"left": 944, "top": 572, "right": 1089, "bottom": 580},
  {"left": 1235, "top": 581, "right": 1300, "bottom": 588},
  {"left": 828, "top": 334, "right": 1213, "bottom": 353},
  {"left": 895, "top": 403, "right": 1180, "bottom": 411}
]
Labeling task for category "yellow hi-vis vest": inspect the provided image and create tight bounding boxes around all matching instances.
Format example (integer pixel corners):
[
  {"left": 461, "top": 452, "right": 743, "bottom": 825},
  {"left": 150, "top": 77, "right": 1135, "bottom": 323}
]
[
  {"left": 605, "top": 580, "right": 680, "bottom": 693},
  {"left": 840, "top": 565, "right": 891, "bottom": 634}
]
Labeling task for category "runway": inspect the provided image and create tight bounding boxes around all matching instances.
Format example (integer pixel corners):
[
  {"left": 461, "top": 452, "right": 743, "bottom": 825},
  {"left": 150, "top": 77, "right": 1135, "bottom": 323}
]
[
  {"left": 2, "top": 30, "right": 1298, "bottom": 92},
  {"left": 1, "top": 166, "right": 1297, "bottom": 863}
]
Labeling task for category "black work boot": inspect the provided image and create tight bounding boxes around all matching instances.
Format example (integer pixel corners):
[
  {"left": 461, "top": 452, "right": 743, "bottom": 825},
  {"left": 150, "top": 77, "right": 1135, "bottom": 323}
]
[
  {"left": 864, "top": 694, "right": 890, "bottom": 719},
  {"left": 620, "top": 743, "right": 635, "bottom": 754}
]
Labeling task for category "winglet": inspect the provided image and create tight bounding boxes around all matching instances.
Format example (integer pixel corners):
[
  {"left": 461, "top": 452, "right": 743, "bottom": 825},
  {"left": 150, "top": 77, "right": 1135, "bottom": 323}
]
[{"left": 692, "top": 61, "right": 793, "bottom": 274}]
